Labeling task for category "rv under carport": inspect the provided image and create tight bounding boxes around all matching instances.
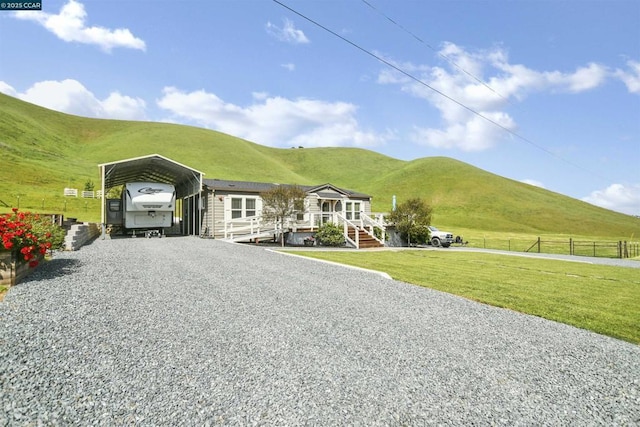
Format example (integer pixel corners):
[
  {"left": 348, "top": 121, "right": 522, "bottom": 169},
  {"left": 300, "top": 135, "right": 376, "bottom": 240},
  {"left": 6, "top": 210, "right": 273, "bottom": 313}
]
[{"left": 98, "top": 154, "right": 204, "bottom": 238}]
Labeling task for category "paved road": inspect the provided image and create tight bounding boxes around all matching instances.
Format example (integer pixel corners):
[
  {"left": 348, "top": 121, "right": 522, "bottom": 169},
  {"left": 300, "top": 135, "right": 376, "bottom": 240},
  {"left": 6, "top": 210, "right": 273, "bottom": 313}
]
[
  {"left": 443, "top": 246, "right": 640, "bottom": 268},
  {"left": 284, "top": 244, "right": 640, "bottom": 268},
  {"left": 1, "top": 237, "right": 638, "bottom": 425}
]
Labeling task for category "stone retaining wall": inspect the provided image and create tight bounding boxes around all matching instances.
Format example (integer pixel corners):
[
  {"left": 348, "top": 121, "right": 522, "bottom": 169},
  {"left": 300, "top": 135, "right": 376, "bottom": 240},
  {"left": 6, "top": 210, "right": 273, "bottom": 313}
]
[{"left": 64, "top": 223, "right": 101, "bottom": 251}]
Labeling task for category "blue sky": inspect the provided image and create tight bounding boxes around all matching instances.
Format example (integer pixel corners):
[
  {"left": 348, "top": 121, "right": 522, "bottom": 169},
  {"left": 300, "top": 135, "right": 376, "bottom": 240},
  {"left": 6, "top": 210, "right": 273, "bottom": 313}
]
[{"left": 1, "top": 0, "right": 639, "bottom": 215}]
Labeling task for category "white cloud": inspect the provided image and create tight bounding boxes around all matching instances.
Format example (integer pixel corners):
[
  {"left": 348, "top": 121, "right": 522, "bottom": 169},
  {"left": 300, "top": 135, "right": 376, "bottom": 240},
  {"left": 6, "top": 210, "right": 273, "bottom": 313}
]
[
  {"left": 615, "top": 60, "right": 640, "bottom": 94},
  {"left": 252, "top": 91, "right": 269, "bottom": 101},
  {"left": 410, "top": 112, "right": 515, "bottom": 152},
  {"left": 102, "top": 92, "right": 147, "bottom": 120},
  {"left": 378, "top": 43, "right": 611, "bottom": 151},
  {"left": 582, "top": 183, "right": 640, "bottom": 216},
  {"left": 281, "top": 63, "right": 296, "bottom": 71},
  {"left": 21, "top": 79, "right": 103, "bottom": 117},
  {"left": 266, "top": 18, "right": 309, "bottom": 44},
  {"left": 12, "top": 0, "right": 145, "bottom": 52},
  {"left": 0, "top": 82, "right": 18, "bottom": 97},
  {"left": 559, "top": 63, "right": 608, "bottom": 93},
  {"left": 157, "top": 87, "right": 387, "bottom": 148},
  {"left": 1, "top": 79, "right": 147, "bottom": 120},
  {"left": 521, "top": 179, "right": 546, "bottom": 188}
]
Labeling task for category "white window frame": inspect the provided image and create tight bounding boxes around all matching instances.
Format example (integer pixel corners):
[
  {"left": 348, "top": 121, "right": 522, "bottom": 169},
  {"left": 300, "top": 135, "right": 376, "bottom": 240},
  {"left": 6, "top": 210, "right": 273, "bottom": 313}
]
[
  {"left": 229, "top": 196, "right": 259, "bottom": 220},
  {"left": 246, "top": 198, "right": 257, "bottom": 218},
  {"left": 345, "top": 201, "right": 361, "bottom": 221},
  {"left": 231, "top": 197, "right": 243, "bottom": 219}
]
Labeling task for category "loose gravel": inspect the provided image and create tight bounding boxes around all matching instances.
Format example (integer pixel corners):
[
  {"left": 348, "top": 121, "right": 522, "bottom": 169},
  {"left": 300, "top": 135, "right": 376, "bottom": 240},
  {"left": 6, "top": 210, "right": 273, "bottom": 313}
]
[{"left": 1, "top": 237, "right": 639, "bottom": 426}]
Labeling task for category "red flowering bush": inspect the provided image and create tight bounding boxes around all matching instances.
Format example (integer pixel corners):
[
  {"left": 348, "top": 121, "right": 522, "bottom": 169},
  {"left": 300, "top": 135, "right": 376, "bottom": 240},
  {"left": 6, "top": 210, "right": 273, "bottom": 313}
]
[{"left": 0, "top": 209, "right": 65, "bottom": 268}]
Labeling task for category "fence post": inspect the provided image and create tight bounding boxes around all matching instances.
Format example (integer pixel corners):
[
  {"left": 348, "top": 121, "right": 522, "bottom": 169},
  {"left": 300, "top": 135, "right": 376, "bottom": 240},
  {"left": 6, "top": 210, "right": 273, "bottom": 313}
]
[
  {"left": 569, "top": 238, "right": 573, "bottom": 256},
  {"left": 618, "top": 241, "right": 624, "bottom": 258},
  {"left": 623, "top": 241, "right": 628, "bottom": 258},
  {"left": 617, "top": 241, "right": 621, "bottom": 259},
  {"left": 593, "top": 242, "right": 596, "bottom": 257},
  {"left": 537, "top": 237, "right": 541, "bottom": 253}
]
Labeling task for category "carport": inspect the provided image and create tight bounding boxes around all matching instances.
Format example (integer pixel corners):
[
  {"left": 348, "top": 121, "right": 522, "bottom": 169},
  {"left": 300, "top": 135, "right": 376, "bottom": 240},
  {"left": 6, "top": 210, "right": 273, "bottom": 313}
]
[{"left": 98, "top": 154, "right": 204, "bottom": 238}]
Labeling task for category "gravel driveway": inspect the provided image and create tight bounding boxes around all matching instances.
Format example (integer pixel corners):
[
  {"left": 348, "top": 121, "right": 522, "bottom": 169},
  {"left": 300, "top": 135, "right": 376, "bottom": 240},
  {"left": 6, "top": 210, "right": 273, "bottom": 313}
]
[{"left": 1, "top": 237, "right": 639, "bottom": 425}]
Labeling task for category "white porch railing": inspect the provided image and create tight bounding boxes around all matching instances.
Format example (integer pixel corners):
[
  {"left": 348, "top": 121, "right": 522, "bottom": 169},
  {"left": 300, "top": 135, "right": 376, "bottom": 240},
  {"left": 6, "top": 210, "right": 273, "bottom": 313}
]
[
  {"left": 310, "top": 212, "right": 385, "bottom": 248},
  {"left": 220, "top": 216, "right": 279, "bottom": 241},
  {"left": 336, "top": 213, "right": 360, "bottom": 248},
  {"left": 218, "top": 211, "right": 386, "bottom": 247},
  {"left": 359, "top": 212, "right": 386, "bottom": 245}
]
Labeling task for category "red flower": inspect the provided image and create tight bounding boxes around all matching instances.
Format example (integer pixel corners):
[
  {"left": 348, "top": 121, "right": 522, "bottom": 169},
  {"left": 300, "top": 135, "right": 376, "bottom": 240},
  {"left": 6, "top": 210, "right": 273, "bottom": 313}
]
[
  {"left": 1, "top": 209, "right": 58, "bottom": 268},
  {"left": 28, "top": 260, "right": 39, "bottom": 268}
]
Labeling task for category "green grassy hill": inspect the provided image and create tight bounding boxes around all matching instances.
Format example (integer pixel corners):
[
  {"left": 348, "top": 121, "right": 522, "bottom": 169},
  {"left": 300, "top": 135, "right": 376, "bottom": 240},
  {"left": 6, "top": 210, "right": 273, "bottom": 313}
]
[{"left": 1, "top": 93, "right": 638, "bottom": 238}]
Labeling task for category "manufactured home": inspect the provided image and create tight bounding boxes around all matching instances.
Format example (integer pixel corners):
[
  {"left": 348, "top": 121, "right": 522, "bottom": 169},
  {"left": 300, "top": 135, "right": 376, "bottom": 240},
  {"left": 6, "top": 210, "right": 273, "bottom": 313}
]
[{"left": 200, "top": 179, "right": 385, "bottom": 248}]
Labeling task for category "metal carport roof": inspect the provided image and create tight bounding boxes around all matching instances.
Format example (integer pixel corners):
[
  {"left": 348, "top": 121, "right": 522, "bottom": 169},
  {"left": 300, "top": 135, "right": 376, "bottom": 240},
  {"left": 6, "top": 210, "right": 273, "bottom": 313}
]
[
  {"left": 98, "top": 154, "right": 204, "bottom": 198},
  {"left": 98, "top": 154, "right": 204, "bottom": 235}
]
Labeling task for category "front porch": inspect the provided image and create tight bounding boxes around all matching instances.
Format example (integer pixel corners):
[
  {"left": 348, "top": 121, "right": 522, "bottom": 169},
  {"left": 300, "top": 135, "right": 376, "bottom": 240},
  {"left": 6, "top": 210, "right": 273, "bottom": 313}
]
[{"left": 217, "top": 211, "right": 386, "bottom": 249}]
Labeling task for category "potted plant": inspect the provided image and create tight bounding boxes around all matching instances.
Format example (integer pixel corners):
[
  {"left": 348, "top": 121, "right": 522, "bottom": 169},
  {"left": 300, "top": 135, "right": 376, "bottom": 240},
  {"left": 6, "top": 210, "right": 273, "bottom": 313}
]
[{"left": 303, "top": 235, "right": 316, "bottom": 246}]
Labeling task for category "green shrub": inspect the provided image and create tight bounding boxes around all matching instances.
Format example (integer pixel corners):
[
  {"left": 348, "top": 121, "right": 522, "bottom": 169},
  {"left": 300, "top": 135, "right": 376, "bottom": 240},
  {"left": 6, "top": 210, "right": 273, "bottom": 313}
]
[
  {"left": 29, "top": 214, "right": 66, "bottom": 250},
  {"left": 315, "top": 222, "right": 345, "bottom": 247}
]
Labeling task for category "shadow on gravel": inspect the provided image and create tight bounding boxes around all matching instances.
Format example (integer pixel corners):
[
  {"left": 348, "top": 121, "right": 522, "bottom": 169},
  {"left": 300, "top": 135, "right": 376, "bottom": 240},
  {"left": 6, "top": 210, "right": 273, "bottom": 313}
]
[{"left": 19, "top": 258, "right": 82, "bottom": 284}]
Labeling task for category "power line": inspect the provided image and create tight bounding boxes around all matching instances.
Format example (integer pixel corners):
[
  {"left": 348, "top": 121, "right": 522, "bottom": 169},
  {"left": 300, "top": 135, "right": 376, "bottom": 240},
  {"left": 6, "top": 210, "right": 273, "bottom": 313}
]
[
  {"left": 360, "top": 0, "right": 510, "bottom": 104},
  {"left": 271, "top": 0, "right": 608, "bottom": 181}
]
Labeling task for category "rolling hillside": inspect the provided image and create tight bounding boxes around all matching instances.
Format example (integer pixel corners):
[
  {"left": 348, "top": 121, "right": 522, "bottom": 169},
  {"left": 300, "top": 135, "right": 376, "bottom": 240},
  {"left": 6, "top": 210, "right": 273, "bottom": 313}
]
[{"left": 1, "top": 93, "right": 638, "bottom": 238}]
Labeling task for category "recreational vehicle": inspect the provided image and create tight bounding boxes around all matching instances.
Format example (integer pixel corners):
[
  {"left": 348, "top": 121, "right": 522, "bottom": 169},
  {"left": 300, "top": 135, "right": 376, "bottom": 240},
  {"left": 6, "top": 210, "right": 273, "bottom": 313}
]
[{"left": 108, "top": 182, "right": 176, "bottom": 237}]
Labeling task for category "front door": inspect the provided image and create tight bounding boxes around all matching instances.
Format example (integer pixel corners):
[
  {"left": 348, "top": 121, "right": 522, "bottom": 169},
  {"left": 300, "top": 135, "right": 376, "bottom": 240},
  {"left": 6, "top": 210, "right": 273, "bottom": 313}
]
[{"left": 321, "top": 200, "right": 342, "bottom": 224}]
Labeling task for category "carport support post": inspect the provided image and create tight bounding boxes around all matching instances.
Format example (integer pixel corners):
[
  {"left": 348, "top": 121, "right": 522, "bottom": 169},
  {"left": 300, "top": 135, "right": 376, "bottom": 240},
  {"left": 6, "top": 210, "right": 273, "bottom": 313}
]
[{"left": 100, "top": 164, "right": 106, "bottom": 239}]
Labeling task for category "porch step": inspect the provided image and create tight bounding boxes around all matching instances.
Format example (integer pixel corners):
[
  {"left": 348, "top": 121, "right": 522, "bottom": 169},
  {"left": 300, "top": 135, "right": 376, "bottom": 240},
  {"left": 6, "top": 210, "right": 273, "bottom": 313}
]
[{"left": 347, "top": 228, "right": 384, "bottom": 249}]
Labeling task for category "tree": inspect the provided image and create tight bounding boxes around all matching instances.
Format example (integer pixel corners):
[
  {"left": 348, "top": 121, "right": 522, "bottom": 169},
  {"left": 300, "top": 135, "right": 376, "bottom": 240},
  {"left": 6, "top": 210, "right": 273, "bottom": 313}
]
[
  {"left": 386, "top": 198, "right": 432, "bottom": 246},
  {"left": 84, "top": 179, "right": 95, "bottom": 192},
  {"left": 261, "top": 185, "right": 307, "bottom": 246}
]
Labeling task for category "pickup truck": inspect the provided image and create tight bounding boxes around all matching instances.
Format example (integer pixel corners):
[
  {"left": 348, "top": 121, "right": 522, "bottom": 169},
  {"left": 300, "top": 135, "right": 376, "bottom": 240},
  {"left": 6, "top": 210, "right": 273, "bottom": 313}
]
[{"left": 428, "top": 226, "right": 454, "bottom": 248}]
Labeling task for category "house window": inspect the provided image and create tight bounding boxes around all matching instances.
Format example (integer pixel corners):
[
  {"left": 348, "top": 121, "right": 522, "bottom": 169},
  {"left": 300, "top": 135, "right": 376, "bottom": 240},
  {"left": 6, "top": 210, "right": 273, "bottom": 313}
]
[
  {"left": 322, "top": 201, "right": 332, "bottom": 224},
  {"left": 231, "top": 197, "right": 257, "bottom": 219},
  {"left": 346, "top": 202, "right": 361, "bottom": 220},
  {"left": 231, "top": 198, "right": 242, "bottom": 219},
  {"left": 246, "top": 198, "right": 256, "bottom": 217}
]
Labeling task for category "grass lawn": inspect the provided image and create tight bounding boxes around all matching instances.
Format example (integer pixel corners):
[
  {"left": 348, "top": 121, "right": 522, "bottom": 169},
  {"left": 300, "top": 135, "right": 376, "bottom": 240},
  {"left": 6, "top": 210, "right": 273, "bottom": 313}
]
[{"left": 288, "top": 249, "right": 640, "bottom": 344}]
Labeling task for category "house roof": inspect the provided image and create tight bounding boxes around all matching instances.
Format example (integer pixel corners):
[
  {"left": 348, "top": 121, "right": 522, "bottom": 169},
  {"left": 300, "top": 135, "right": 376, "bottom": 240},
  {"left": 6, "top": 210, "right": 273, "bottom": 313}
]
[{"left": 202, "top": 179, "right": 371, "bottom": 199}]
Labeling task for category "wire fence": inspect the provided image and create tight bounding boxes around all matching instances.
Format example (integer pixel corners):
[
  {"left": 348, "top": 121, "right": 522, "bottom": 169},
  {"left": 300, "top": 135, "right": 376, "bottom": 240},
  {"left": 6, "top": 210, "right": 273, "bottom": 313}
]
[{"left": 470, "top": 237, "right": 639, "bottom": 259}]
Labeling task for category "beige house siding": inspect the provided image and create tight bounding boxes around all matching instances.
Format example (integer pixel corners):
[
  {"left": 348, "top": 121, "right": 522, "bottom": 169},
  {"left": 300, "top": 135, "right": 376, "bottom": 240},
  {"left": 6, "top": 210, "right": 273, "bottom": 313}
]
[{"left": 200, "top": 192, "right": 212, "bottom": 237}]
